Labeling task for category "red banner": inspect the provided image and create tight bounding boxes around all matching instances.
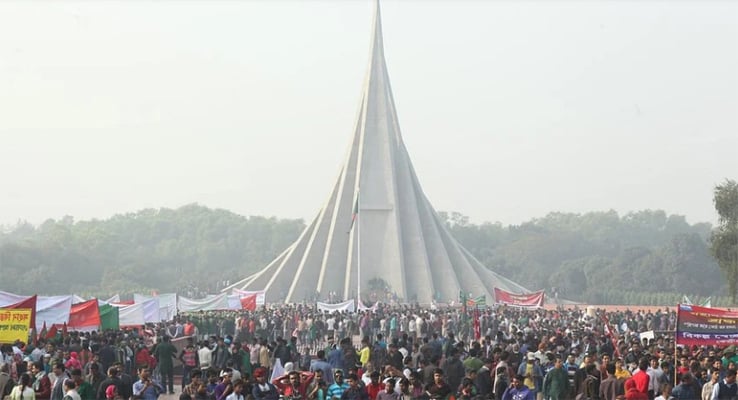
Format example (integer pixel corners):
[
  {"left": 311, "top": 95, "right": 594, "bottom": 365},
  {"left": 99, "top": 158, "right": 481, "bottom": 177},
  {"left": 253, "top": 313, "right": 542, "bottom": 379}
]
[
  {"left": 493, "top": 288, "right": 545, "bottom": 308},
  {"left": 677, "top": 304, "right": 738, "bottom": 346},
  {"left": 6, "top": 295, "right": 37, "bottom": 329},
  {"left": 240, "top": 294, "right": 257, "bottom": 311},
  {"left": 68, "top": 299, "right": 101, "bottom": 330}
]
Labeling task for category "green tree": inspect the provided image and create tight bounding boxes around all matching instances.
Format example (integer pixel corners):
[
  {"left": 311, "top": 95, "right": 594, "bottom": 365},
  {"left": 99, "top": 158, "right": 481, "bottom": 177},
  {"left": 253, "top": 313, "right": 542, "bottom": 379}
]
[{"left": 711, "top": 179, "right": 738, "bottom": 303}]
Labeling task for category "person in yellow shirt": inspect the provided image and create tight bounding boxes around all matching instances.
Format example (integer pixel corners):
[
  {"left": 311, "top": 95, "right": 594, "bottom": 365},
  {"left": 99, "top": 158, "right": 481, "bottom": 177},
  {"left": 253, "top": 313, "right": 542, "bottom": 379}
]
[
  {"left": 359, "top": 337, "right": 371, "bottom": 369},
  {"left": 614, "top": 358, "right": 632, "bottom": 380}
]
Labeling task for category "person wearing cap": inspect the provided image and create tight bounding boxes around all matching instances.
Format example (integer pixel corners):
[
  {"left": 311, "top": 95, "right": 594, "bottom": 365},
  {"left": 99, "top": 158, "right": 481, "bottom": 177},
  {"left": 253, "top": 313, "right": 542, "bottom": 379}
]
[
  {"left": 214, "top": 369, "right": 233, "bottom": 400},
  {"left": 517, "top": 353, "right": 542, "bottom": 397},
  {"left": 65, "top": 353, "right": 82, "bottom": 372},
  {"left": 252, "top": 368, "right": 278, "bottom": 400},
  {"left": 104, "top": 385, "right": 117, "bottom": 400}
]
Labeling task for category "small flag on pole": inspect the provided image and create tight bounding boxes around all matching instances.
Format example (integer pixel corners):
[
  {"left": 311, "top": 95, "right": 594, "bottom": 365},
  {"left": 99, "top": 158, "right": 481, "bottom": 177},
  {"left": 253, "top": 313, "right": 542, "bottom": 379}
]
[{"left": 348, "top": 192, "right": 359, "bottom": 233}]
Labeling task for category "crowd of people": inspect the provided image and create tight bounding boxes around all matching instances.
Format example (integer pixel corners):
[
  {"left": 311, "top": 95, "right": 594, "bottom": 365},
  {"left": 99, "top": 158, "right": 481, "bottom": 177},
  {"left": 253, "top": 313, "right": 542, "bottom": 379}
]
[{"left": 0, "top": 304, "right": 735, "bottom": 400}]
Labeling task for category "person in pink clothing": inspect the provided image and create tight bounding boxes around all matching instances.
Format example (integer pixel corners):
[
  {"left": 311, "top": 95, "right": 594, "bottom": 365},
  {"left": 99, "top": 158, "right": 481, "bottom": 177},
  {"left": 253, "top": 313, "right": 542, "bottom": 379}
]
[{"left": 65, "top": 352, "right": 82, "bottom": 371}]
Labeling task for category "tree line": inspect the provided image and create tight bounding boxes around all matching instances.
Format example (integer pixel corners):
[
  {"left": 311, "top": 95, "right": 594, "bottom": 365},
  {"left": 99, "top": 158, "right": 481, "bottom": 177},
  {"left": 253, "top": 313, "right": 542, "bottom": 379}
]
[
  {"left": 0, "top": 183, "right": 735, "bottom": 305},
  {"left": 441, "top": 209, "right": 722, "bottom": 305}
]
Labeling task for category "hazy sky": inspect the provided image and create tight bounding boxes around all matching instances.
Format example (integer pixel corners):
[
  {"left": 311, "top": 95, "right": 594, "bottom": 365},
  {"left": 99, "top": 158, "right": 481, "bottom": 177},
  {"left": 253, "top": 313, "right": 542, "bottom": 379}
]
[{"left": 1, "top": 1, "right": 736, "bottom": 228}]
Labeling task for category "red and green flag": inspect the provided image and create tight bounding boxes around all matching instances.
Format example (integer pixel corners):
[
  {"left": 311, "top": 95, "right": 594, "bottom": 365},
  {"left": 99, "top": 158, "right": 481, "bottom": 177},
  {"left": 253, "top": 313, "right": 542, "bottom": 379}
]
[
  {"left": 37, "top": 321, "right": 47, "bottom": 343},
  {"left": 348, "top": 192, "right": 359, "bottom": 232}
]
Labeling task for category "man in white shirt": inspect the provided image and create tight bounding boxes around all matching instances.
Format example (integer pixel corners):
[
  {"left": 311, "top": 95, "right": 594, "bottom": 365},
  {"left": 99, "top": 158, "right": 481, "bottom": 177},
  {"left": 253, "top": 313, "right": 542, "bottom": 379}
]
[
  {"left": 198, "top": 341, "right": 212, "bottom": 379},
  {"left": 63, "top": 380, "right": 81, "bottom": 400},
  {"left": 646, "top": 357, "right": 665, "bottom": 399},
  {"left": 326, "top": 316, "right": 336, "bottom": 340}
]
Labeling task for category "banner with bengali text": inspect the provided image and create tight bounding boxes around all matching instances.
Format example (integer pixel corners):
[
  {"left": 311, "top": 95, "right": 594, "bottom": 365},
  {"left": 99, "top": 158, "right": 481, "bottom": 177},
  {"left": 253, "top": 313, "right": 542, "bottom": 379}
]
[
  {"left": 493, "top": 288, "right": 545, "bottom": 308},
  {"left": 676, "top": 304, "right": 738, "bottom": 346},
  {"left": 0, "top": 308, "right": 32, "bottom": 344},
  {"left": 317, "top": 299, "right": 355, "bottom": 313}
]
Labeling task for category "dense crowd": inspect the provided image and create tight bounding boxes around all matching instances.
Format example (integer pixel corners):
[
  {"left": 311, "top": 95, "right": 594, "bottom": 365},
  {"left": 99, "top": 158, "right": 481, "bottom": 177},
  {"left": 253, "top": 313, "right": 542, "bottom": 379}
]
[{"left": 1, "top": 304, "right": 734, "bottom": 400}]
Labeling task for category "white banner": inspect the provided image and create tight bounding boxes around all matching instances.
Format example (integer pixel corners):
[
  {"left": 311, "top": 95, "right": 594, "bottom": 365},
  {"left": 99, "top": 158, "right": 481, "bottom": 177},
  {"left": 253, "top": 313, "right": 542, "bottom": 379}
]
[
  {"left": 140, "top": 298, "right": 160, "bottom": 323},
  {"left": 103, "top": 294, "right": 120, "bottom": 304},
  {"left": 0, "top": 291, "right": 73, "bottom": 331},
  {"left": 231, "top": 289, "right": 266, "bottom": 306},
  {"left": 227, "top": 295, "right": 242, "bottom": 310},
  {"left": 0, "top": 291, "right": 28, "bottom": 307},
  {"left": 119, "top": 303, "right": 145, "bottom": 326},
  {"left": 37, "top": 295, "right": 73, "bottom": 331},
  {"left": 357, "top": 299, "right": 378, "bottom": 312},
  {"left": 178, "top": 293, "right": 230, "bottom": 312},
  {"left": 317, "top": 299, "right": 355, "bottom": 313},
  {"left": 134, "top": 293, "right": 177, "bottom": 321}
]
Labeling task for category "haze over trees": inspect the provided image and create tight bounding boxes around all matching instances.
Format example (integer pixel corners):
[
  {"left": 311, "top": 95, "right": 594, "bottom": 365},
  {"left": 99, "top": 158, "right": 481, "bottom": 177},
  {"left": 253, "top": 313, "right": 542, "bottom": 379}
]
[
  {"left": 710, "top": 179, "right": 738, "bottom": 303},
  {"left": 0, "top": 204, "right": 723, "bottom": 305}
]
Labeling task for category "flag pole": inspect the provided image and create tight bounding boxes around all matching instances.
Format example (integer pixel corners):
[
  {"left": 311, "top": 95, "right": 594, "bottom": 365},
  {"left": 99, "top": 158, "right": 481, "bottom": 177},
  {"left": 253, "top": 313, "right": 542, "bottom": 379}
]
[
  {"left": 357, "top": 190, "right": 361, "bottom": 304},
  {"left": 674, "top": 304, "right": 679, "bottom": 387}
]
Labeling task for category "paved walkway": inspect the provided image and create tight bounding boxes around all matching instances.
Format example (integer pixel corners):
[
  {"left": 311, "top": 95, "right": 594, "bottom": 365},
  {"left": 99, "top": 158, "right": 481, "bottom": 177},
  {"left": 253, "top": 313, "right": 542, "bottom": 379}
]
[{"left": 158, "top": 386, "right": 182, "bottom": 400}]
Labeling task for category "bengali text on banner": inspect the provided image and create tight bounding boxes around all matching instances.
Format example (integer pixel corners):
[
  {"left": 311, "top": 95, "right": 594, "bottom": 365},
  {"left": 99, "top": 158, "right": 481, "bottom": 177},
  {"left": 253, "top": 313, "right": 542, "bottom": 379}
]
[
  {"left": 0, "top": 308, "right": 32, "bottom": 344},
  {"left": 676, "top": 304, "right": 738, "bottom": 346},
  {"left": 493, "top": 288, "right": 545, "bottom": 308}
]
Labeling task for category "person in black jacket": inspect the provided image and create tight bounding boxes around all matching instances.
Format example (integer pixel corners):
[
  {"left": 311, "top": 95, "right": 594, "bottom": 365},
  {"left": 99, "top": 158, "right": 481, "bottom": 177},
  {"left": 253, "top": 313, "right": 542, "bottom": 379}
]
[
  {"left": 475, "top": 359, "right": 494, "bottom": 399},
  {"left": 96, "top": 367, "right": 122, "bottom": 400}
]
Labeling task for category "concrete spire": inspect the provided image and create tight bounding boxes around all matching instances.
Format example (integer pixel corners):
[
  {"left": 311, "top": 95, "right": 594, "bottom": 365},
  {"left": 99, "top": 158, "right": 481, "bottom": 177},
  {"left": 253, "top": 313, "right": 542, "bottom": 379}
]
[{"left": 224, "top": 2, "right": 529, "bottom": 303}]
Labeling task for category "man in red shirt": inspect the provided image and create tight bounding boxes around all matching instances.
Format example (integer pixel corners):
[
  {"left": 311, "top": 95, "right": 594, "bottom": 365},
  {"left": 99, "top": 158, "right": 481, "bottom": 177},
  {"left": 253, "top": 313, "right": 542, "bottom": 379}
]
[
  {"left": 365, "top": 371, "right": 383, "bottom": 400},
  {"left": 631, "top": 358, "right": 650, "bottom": 398}
]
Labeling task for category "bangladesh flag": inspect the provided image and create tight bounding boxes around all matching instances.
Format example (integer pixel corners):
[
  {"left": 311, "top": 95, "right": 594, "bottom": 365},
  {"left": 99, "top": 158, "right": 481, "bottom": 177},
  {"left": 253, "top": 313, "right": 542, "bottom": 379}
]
[
  {"left": 37, "top": 321, "right": 47, "bottom": 343},
  {"left": 466, "top": 295, "right": 486, "bottom": 309},
  {"left": 348, "top": 192, "right": 359, "bottom": 232}
]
